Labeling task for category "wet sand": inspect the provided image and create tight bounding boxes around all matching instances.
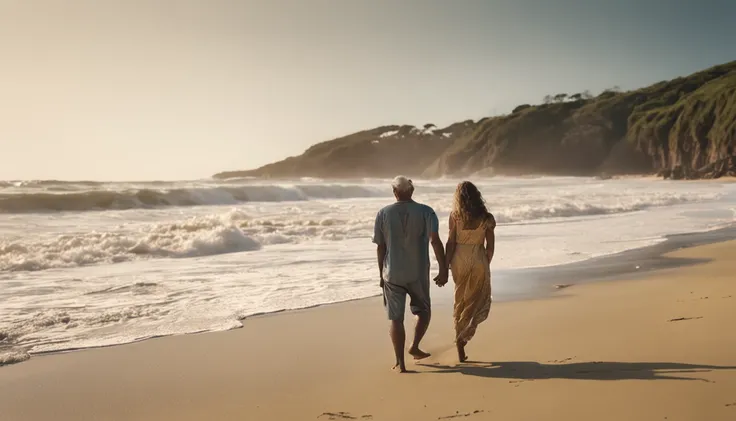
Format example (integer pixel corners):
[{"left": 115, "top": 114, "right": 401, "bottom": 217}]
[{"left": 478, "top": 225, "right": 736, "bottom": 302}]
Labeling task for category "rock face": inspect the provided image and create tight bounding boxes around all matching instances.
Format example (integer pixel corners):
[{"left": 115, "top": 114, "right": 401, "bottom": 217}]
[
  {"left": 627, "top": 63, "right": 736, "bottom": 179},
  {"left": 215, "top": 61, "right": 736, "bottom": 180},
  {"left": 660, "top": 156, "right": 736, "bottom": 180}
]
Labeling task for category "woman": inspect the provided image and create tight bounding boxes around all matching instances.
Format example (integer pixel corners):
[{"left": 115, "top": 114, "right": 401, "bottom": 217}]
[{"left": 444, "top": 181, "right": 496, "bottom": 362}]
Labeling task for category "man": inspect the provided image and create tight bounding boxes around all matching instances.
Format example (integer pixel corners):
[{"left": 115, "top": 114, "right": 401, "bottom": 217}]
[{"left": 372, "top": 176, "right": 449, "bottom": 373}]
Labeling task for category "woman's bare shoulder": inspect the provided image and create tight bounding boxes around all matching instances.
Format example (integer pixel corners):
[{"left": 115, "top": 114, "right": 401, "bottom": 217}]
[{"left": 485, "top": 212, "right": 496, "bottom": 229}]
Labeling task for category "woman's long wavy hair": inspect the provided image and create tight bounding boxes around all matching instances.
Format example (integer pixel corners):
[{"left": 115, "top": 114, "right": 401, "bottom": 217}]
[{"left": 452, "top": 181, "right": 490, "bottom": 223}]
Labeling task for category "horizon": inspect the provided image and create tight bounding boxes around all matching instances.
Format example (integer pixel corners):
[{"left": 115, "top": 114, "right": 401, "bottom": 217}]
[{"left": 2, "top": 0, "right": 735, "bottom": 181}]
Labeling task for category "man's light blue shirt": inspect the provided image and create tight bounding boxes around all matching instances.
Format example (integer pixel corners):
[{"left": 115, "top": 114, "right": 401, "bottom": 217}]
[{"left": 372, "top": 201, "right": 439, "bottom": 286}]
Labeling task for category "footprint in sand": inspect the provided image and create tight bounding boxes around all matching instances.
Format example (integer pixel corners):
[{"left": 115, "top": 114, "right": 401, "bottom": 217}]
[
  {"left": 318, "top": 413, "right": 373, "bottom": 420},
  {"left": 318, "top": 412, "right": 359, "bottom": 420},
  {"left": 509, "top": 380, "right": 531, "bottom": 387},
  {"left": 668, "top": 316, "right": 703, "bottom": 322},
  {"left": 548, "top": 356, "right": 575, "bottom": 363},
  {"left": 437, "top": 410, "right": 484, "bottom": 419},
  {"left": 726, "top": 402, "right": 736, "bottom": 407},
  {"left": 667, "top": 316, "right": 703, "bottom": 322}
]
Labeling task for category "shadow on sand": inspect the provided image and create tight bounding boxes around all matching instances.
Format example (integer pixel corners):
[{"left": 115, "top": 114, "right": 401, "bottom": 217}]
[{"left": 419, "top": 361, "right": 736, "bottom": 382}]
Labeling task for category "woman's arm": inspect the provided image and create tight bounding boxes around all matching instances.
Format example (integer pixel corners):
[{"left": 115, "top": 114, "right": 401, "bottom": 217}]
[
  {"left": 485, "top": 215, "right": 496, "bottom": 264},
  {"left": 445, "top": 213, "right": 457, "bottom": 268}
]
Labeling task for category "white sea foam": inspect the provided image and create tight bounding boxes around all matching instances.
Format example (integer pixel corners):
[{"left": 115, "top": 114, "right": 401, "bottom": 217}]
[
  {"left": 1, "top": 176, "right": 734, "bottom": 365},
  {"left": 0, "top": 350, "right": 30, "bottom": 366},
  {"left": 0, "top": 211, "right": 262, "bottom": 271}
]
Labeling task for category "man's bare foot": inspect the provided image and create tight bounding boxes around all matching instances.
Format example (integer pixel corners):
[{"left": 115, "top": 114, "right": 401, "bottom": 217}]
[
  {"left": 456, "top": 340, "right": 468, "bottom": 362},
  {"left": 408, "top": 347, "right": 431, "bottom": 360},
  {"left": 392, "top": 364, "right": 408, "bottom": 373}
]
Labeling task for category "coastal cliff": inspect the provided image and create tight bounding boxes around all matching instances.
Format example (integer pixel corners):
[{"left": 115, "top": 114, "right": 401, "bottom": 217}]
[
  {"left": 215, "top": 61, "right": 736, "bottom": 180},
  {"left": 215, "top": 121, "right": 480, "bottom": 179}
]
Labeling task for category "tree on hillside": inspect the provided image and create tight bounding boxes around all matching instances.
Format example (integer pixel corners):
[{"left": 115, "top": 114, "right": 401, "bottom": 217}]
[
  {"left": 554, "top": 93, "right": 568, "bottom": 103},
  {"left": 512, "top": 104, "right": 531, "bottom": 113},
  {"left": 569, "top": 93, "right": 583, "bottom": 101},
  {"left": 582, "top": 90, "right": 593, "bottom": 99},
  {"left": 543, "top": 95, "right": 553, "bottom": 104},
  {"left": 598, "top": 90, "right": 618, "bottom": 99}
]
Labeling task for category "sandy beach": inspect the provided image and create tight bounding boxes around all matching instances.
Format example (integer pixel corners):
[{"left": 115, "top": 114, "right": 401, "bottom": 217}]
[
  {"left": 3, "top": 3, "right": 736, "bottom": 421},
  {"left": 2, "top": 240, "right": 736, "bottom": 421}
]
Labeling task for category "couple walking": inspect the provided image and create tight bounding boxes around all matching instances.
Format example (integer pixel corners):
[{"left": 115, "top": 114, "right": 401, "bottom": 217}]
[{"left": 373, "top": 176, "right": 496, "bottom": 372}]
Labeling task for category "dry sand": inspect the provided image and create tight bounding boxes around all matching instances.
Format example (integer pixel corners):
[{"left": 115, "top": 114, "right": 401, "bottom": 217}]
[{"left": 1, "top": 241, "right": 735, "bottom": 421}]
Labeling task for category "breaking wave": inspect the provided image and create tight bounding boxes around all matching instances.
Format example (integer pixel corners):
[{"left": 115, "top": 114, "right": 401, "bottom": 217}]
[
  {"left": 0, "top": 211, "right": 263, "bottom": 272},
  {"left": 0, "top": 184, "right": 388, "bottom": 214}
]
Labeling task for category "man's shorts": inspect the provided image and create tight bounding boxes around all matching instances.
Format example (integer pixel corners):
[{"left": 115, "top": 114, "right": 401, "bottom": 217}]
[{"left": 382, "top": 279, "right": 431, "bottom": 321}]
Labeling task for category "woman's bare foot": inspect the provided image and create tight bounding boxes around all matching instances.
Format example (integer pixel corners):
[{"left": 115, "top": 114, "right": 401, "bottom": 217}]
[
  {"left": 408, "top": 347, "right": 431, "bottom": 360},
  {"left": 456, "top": 340, "right": 468, "bottom": 362}
]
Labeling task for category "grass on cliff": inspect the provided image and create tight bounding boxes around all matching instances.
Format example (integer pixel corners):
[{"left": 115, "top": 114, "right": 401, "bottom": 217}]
[{"left": 628, "top": 68, "right": 736, "bottom": 162}]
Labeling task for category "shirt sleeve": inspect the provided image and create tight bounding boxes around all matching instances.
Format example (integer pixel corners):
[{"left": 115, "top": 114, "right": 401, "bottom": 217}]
[{"left": 372, "top": 210, "right": 385, "bottom": 245}]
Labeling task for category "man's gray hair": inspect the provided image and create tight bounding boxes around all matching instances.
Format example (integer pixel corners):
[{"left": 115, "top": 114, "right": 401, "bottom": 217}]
[{"left": 391, "top": 176, "right": 414, "bottom": 193}]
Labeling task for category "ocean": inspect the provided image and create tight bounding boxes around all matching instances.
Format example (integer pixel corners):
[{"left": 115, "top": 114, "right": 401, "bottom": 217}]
[{"left": 1, "top": 176, "right": 735, "bottom": 365}]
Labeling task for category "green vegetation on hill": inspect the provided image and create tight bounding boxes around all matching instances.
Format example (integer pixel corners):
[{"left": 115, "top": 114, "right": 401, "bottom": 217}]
[
  {"left": 215, "top": 60, "right": 736, "bottom": 180},
  {"left": 628, "top": 64, "right": 736, "bottom": 178}
]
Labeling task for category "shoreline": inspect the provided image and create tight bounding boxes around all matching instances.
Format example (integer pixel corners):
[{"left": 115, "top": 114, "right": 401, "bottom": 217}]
[
  {"left": 1, "top": 240, "right": 735, "bottom": 420},
  {"left": 3, "top": 223, "right": 734, "bottom": 368},
  {"left": 499, "top": 224, "right": 736, "bottom": 300}
]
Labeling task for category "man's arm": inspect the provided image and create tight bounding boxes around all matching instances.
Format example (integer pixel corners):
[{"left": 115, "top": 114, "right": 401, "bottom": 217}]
[
  {"left": 372, "top": 211, "right": 386, "bottom": 287},
  {"left": 427, "top": 210, "right": 448, "bottom": 286},
  {"left": 430, "top": 232, "right": 448, "bottom": 286},
  {"left": 377, "top": 244, "right": 387, "bottom": 287}
]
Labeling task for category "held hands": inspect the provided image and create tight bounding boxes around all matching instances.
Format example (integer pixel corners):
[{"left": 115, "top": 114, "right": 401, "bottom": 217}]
[
  {"left": 382, "top": 270, "right": 448, "bottom": 288},
  {"left": 434, "top": 267, "right": 449, "bottom": 287}
]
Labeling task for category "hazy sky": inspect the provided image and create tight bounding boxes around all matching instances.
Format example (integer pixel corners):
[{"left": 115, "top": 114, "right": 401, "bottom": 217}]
[{"left": 1, "top": 0, "right": 734, "bottom": 180}]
